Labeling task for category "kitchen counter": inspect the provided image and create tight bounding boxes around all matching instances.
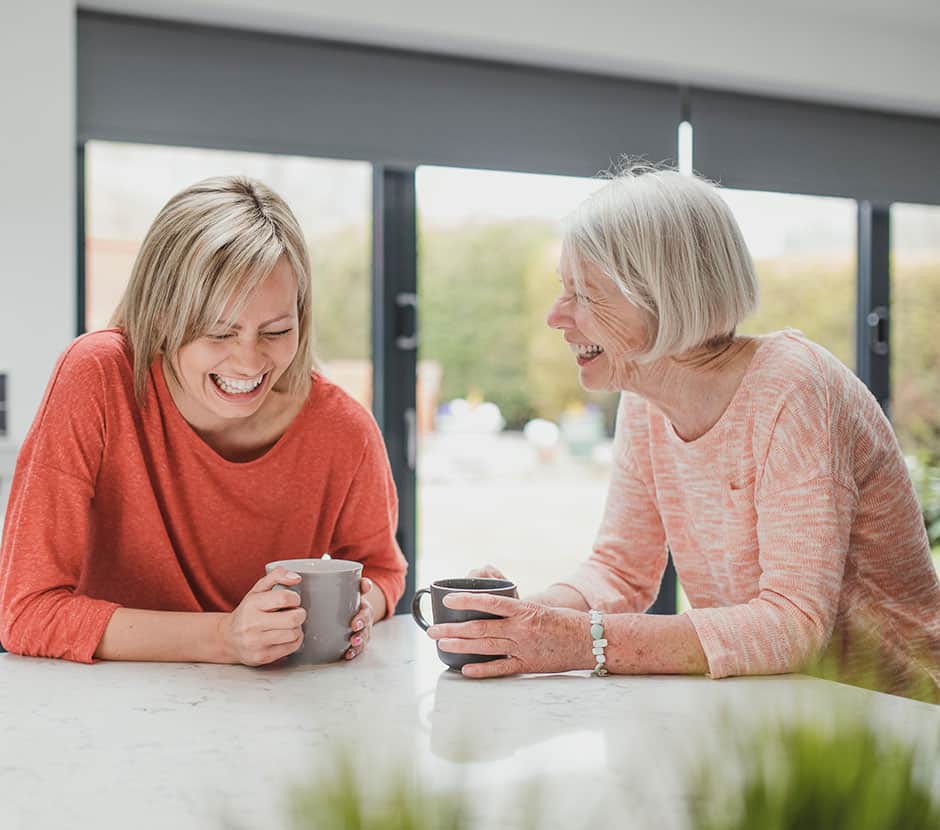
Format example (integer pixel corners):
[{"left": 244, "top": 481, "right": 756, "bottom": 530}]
[{"left": 1, "top": 615, "right": 936, "bottom": 829}]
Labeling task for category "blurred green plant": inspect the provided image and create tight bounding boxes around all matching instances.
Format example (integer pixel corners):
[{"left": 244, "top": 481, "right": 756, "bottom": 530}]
[
  {"left": 688, "top": 712, "right": 940, "bottom": 830},
  {"left": 284, "top": 751, "right": 547, "bottom": 830},
  {"left": 907, "top": 453, "right": 940, "bottom": 553},
  {"left": 286, "top": 754, "right": 471, "bottom": 830},
  {"left": 278, "top": 712, "right": 939, "bottom": 830}
]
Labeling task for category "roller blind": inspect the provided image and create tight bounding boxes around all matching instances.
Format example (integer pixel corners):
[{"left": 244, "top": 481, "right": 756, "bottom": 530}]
[
  {"left": 78, "top": 12, "right": 680, "bottom": 177},
  {"left": 692, "top": 87, "right": 940, "bottom": 205}
]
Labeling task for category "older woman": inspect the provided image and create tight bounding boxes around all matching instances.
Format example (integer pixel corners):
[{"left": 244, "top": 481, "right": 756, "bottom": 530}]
[
  {"left": 0, "top": 176, "right": 406, "bottom": 665},
  {"left": 427, "top": 166, "right": 940, "bottom": 699}
]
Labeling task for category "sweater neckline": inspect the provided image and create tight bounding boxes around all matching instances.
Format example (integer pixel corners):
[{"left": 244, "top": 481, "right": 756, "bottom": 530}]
[
  {"left": 663, "top": 332, "right": 780, "bottom": 449},
  {"left": 151, "top": 357, "right": 317, "bottom": 468}
]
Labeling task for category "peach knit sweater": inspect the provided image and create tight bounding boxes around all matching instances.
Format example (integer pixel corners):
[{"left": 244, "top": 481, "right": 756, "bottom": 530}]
[{"left": 560, "top": 330, "right": 940, "bottom": 695}]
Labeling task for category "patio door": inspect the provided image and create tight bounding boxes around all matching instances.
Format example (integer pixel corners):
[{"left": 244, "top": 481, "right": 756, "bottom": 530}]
[{"left": 413, "top": 165, "right": 622, "bottom": 599}]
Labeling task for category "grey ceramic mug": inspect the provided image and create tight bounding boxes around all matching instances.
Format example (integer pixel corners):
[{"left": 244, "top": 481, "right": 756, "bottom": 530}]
[
  {"left": 412, "top": 577, "right": 518, "bottom": 670},
  {"left": 265, "top": 558, "right": 363, "bottom": 664}
]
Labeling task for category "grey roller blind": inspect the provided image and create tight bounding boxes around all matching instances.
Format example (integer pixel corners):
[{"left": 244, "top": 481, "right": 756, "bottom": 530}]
[
  {"left": 78, "top": 12, "right": 680, "bottom": 177},
  {"left": 692, "top": 87, "right": 940, "bottom": 205}
]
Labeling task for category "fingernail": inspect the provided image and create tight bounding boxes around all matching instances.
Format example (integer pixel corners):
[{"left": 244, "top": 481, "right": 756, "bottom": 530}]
[
  {"left": 347, "top": 649, "right": 356, "bottom": 659},
  {"left": 351, "top": 635, "right": 363, "bottom": 647},
  {"left": 287, "top": 572, "right": 301, "bottom": 580},
  {"left": 353, "top": 619, "right": 364, "bottom": 631}
]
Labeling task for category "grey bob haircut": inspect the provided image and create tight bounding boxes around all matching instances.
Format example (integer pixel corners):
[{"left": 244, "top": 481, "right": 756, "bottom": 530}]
[{"left": 562, "top": 161, "right": 759, "bottom": 362}]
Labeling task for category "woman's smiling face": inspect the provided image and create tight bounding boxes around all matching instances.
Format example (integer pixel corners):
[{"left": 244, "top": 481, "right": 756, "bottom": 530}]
[
  {"left": 166, "top": 255, "right": 300, "bottom": 429},
  {"left": 546, "top": 245, "right": 653, "bottom": 392}
]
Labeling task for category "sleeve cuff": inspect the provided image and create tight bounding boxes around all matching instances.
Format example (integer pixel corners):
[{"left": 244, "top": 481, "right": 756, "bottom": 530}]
[
  {"left": 366, "top": 574, "right": 400, "bottom": 619},
  {"left": 684, "top": 608, "right": 735, "bottom": 679},
  {"left": 70, "top": 600, "right": 122, "bottom": 664}
]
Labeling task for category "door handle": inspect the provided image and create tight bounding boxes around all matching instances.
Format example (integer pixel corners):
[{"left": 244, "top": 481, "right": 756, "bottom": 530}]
[
  {"left": 395, "top": 293, "right": 418, "bottom": 351},
  {"left": 866, "top": 305, "right": 889, "bottom": 357}
]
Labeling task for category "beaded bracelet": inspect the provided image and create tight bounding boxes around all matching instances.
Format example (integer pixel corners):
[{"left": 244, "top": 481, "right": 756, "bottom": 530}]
[{"left": 589, "top": 609, "right": 608, "bottom": 677}]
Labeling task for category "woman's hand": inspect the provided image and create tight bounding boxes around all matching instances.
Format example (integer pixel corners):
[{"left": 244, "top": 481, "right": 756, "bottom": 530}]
[
  {"left": 467, "top": 564, "right": 509, "bottom": 580},
  {"left": 426, "top": 593, "right": 593, "bottom": 678},
  {"left": 219, "top": 567, "right": 307, "bottom": 666},
  {"left": 344, "top": 577, "right": 376, "bottom": 661}
]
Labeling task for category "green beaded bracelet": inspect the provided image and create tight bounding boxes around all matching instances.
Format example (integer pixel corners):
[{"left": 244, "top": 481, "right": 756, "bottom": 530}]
[{"left": 589, "top": 609, "right": 608, "bottom": 677}]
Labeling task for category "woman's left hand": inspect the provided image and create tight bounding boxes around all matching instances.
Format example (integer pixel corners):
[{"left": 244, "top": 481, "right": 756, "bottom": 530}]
[
  {"left": 426, "top": 593, "right": 591, "bottom": 678},
  {"left": 345, "top": 578, "right": 375, "bottom": 661}
]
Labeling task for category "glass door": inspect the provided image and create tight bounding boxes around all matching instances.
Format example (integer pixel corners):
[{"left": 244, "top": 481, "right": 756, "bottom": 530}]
[
  {"left": 891, "top": 202, "right": 940, "bottom": 573},
  {"left": 415, "top": 166, "right": 619, "bottom": 596}
]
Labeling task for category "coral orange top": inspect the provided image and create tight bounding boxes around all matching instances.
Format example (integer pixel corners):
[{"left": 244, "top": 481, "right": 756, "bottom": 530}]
[
  {"left": 559, "top": 330, "right": 940, "bottom": 694},
  {"left": 0, "top": 330, "right": 407, "bottom": 662}
]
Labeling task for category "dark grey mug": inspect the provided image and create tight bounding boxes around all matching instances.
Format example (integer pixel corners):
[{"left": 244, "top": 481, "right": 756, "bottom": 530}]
[
  {"left": 412, "top": 577, "right": 518, "bottom": 671},
  {"left": 265, "top": 558, "right": 362, "bottom": 664}
]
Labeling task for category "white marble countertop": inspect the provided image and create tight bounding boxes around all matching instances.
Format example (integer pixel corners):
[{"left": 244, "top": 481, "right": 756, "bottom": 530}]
[{"left": 1, "top": 616, "right": 937, "bottom": 830}]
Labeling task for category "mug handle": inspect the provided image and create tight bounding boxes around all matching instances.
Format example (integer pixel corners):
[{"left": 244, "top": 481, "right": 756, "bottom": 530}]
[{"left": 411, "top": 588, "right": 432, "bottom": 630}]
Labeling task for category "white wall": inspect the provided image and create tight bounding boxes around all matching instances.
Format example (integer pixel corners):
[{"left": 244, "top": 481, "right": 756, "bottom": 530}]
[{"left": 0, "top": 0, "right": 75, "bottom": 447}]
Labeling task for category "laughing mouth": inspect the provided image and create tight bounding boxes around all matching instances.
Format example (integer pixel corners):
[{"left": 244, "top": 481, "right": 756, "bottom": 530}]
[
  {"left": 574, "top": 343, "right": 605, "bottom": 362},
  {"left": 210, "top": 372, "right": 266, "bottom": 395}
]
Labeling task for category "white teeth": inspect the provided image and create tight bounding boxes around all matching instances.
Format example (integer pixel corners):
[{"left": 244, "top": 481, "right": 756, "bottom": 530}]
[
  {"left": 576, "top": 344, "right": 604, "bottom": 357},
  {"left": 212, "top": 373, "right": 264, "bottom": 395}
]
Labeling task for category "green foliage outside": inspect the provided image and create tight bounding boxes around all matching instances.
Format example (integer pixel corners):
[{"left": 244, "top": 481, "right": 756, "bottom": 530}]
[
  {"left": 893, "top": 258, "right": 940, "bottom": 461},
  {"left": 737, "top": 254, "right": 856, "bottom": 369},
  {"left": 417, "top": 220, "right": 618, "bottom": 429},
  {"left": 310, "top": 225, "right": 371, "bottom": 362}
]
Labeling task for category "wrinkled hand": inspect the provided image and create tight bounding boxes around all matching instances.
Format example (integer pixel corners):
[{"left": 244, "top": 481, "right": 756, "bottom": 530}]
[
  {"left": 466, "top": 564, "right": 509, "bottom": 581},
  {"left": 426, "top": 593, "right": 591, "bottom": 678},
  {"left": 344, "top": 578, "right": 375, "bottom": 661},
  {"left": 220, "top": 567, "right": 307, "bottom": 666}
]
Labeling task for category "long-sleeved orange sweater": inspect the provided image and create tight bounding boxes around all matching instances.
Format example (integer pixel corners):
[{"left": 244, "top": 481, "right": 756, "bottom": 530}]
[
  {"left": 559, "top": 330, "right": 940, "bottom": 696},
  {"left": 0, "top": 330, "right": 407, "bottom": 662}
]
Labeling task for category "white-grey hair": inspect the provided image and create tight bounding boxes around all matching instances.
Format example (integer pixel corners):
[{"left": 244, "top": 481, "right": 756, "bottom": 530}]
[{"left": 562, "top": 161, "right": 759, "bottom": 362}]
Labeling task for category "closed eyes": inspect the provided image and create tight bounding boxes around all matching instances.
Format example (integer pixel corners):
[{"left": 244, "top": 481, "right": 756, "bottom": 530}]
[{"left": 206, "top": 328, "right": 293, "bottom": 341}]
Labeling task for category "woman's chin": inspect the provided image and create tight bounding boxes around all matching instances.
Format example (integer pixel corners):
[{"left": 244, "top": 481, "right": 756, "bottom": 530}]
[{"left": 577, "top": 365, "right": 613, "bottom": 393}]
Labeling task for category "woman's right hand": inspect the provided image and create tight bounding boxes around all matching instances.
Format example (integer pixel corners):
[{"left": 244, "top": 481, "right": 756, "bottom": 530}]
[
  {"left": 219, "top": 567, "right": 307, "bottom": 666},
  {"left": 467, "top": 563, "right": 509, "bottom": 581}
]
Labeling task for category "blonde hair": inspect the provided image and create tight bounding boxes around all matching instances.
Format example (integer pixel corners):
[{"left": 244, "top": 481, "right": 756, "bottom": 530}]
[
  {"left": 111, "top": 175, "right": 317, "bottom": 403},
  {"left": 562, "top": 161, "right": 758, "bottom": 362}
]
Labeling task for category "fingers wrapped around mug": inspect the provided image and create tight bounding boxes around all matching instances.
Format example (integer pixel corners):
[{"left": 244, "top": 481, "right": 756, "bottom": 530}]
[
  {"left": 425, "top": 593, "right": 563, "bottom": 678},
  {"left": 345, "top": 577, "right": 375, "bottom": 660}
]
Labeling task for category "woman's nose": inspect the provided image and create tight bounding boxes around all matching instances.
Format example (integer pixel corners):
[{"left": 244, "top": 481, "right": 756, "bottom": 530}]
[
  {"left": 546, "top": 297, "right": 570, "bottom": 331},
  {"left": 229, "top": 337, "right": 266, "bottom": 374}
]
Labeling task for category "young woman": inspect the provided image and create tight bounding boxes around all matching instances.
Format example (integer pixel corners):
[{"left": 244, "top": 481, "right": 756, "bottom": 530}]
[{"left": 0, "top": 176, "right": 406, "bottom": 665}]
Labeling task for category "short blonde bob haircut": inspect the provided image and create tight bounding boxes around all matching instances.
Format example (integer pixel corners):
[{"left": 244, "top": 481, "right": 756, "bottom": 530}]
[
  {"left": 111, "top": 175, "right": 317, "bottom": 404},
  {"left": 562, "top": 161, "right": 758, "bottom": 362}
]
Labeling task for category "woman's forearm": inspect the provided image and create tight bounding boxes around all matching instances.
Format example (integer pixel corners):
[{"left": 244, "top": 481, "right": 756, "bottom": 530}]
[
  {"left": 527, "top": 587, "right": 708, "bottom": 674},
  {"left": 601, "top": 612, "right": 708, "bottom": 675},
  {"left": 95, "top": 607, "right": 233, "bottom": 663}
]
